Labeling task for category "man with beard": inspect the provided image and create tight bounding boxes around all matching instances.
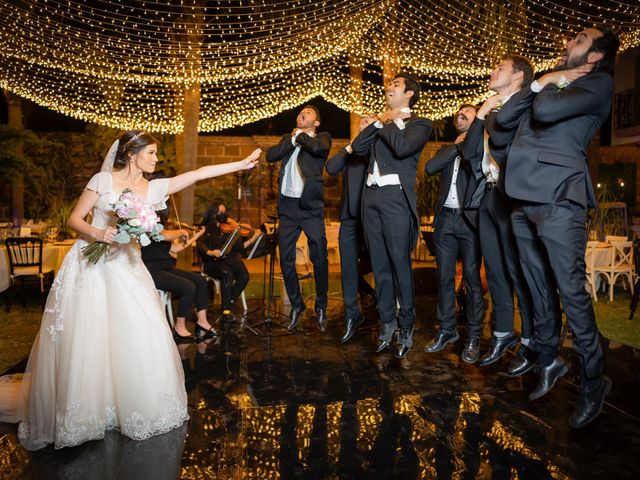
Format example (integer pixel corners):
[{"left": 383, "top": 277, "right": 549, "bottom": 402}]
[
  {"left": 350, "top": 73, "right": 432, "bottom": 358},
  {"left": 498, "top": 27, "right": 620, "bottom": 428},
  {"left": 461, "top": 55, "right": 535, "bottom": 375},
  {"left": 266, "top": 105, "right": 332, "bottom": 332},
  {"left": 424, "top": 105, "right": 484, "bottom": 364}
]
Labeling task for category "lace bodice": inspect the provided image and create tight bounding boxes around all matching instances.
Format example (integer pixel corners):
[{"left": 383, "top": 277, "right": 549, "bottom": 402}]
[{"left": 86, "top": 172, "right": 169, "bottom": 230}]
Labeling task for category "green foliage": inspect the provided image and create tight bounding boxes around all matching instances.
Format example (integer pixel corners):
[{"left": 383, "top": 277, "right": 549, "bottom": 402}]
[{"left": 48, "top": 199, "right": 77, "bottom": 240}]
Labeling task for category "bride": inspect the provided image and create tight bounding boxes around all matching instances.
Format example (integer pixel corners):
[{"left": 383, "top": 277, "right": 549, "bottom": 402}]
[{"left": 0, "top": 130, "right": 260, "bottom": 450}]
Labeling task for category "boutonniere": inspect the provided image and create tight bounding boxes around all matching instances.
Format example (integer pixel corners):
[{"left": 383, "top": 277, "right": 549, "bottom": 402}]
[
  {"left": 556, "top": 75, "right": 570, "bottom": 90},
  {"left": 490, "top": 99, "right": 504, "bottom": 113}
]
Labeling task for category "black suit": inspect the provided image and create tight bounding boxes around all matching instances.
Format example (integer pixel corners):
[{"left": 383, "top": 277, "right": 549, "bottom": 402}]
[
  {"left": 462, "top": 109, "right": 533, "bottom": 339},
  {"left": 501, "top": 72, "right": 613, "bottom": 380},
  {"left": 266, "top": 131, "right": 332, "bottom": 310},
  {"left": 426, "top": 143, "right": 484, "bottom": 336},
  {"left": 326, "top": 147, "right": 370, "bottom": 319},
  {"left": 351, "top": 116, "right": 432, "bottom": 335}
]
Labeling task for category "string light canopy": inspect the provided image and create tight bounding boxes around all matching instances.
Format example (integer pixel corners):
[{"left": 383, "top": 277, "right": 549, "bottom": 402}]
[{"left": 0, "top": 0, "right": 638, "bottom": 133}]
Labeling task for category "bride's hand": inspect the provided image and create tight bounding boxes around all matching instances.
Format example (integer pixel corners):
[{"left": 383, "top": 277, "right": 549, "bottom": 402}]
[
  {"left": 97, "top": 226, "right": 118, "bottom": 244},
  {"left": 241, "top": 148, "right": 262, "bottom": 170}
]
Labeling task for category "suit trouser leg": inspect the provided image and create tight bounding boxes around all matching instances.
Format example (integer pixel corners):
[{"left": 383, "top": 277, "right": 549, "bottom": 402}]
[
  {"left": 510, "top": 205, "right": 562, "bottom": 364},
  {"left": 492, "top": 191, "right": 534, "bottom": 339},
  {"left": 479, "top": 190, "right": 515, "bottom": 333},
  {"left": 525, "top": 201, "right": 604, "bottom": 380},
  {"left": 278, "top": 209, "right": 304, "bottom": 309},
  {"left": 456, "top": 217, "right": 484, "bottom": 337},
  {"left": 363, "top": 186, "right": 414, "bottom": 329},
  {"left": 300, "top": 214, "right": 329, "bottom": 310},
  {"left": 339, "top": 218, "right": 362, "bottom": 319},
  {"left": 379, "top": 188, "right": 415, "bottom": 329},
  {"left": 433, "top": 212, "right": 459, "bottom": 333}
]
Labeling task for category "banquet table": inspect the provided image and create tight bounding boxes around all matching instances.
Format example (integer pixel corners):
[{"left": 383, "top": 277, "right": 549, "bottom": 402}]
[{"left": 0, "top": 240, "right": 75, "bottom": 293}]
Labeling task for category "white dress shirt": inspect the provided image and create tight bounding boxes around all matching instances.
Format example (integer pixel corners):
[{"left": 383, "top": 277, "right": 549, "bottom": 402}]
[
  {"left": 443, "top": 155, "right": 462, "bottom": 208},
  {"left": 481, "top": 91, "right": 516, "bottom": 184},
  {"left": 281, "top": 129, "right": 315, "bottom": 198},
  {"left": 366, "top": 107, "right": 411, "bottom": 187}
]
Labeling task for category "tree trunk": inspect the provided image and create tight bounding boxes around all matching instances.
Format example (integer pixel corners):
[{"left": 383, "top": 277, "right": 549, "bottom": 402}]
[{"left": 5, "top": 90, "right": 24, "bottom": 225}]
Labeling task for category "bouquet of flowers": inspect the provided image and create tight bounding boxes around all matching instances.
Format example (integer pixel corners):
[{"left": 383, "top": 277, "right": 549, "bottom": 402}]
[{"left": 82, "top": 188, "right": 164, "bottom": 264}]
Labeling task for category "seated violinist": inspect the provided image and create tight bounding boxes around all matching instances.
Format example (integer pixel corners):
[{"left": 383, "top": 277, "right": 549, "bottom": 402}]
[
  {"left": 141, "top": 209, "right": 218, "bottom": 341},
  {"left": 197, "top": 200, "right": 261, "bottom": 313}
]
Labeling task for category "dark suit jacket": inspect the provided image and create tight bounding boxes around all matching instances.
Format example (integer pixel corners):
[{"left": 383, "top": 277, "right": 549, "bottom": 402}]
[
  {"left": 425, "top": 143, "right": 479, "bottom": 229},
  {"left": 351, "top": 115, "right": 432, "bottom": 248},
  {"left": 462, "top": 100, "right": 522, "bottom": 197},
  {"left": 325, "top": 147, "right": 368, "bottom": 220},
  {"left": 501, "top": 71, "right": 614, "bottom": 208},
  {"left": 266, "top": 131, "right": 332, "bottom": 210}
]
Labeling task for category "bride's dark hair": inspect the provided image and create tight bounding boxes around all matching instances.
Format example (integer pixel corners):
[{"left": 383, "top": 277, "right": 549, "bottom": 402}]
[{"left": 113, "top": 130, "right": 159, "bottom": 169}]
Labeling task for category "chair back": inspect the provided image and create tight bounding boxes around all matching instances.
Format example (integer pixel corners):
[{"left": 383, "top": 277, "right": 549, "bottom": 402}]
[
  {"left": 5, "top": 237, "right": 44, "bottom": 275},
  {"left": 605, "top": 235, "right": 628, "bottom": 243},
  {"left": 610, "top": 241, "right": 633, "bottom": 271}
]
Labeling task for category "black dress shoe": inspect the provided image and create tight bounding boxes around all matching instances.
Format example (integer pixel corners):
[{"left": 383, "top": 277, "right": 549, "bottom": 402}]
[
  {"left": 424, "top": 329, "right": 460, "bottom": 353},
  {"left": 506, "top": 344, "right": 535, "bottom": 377},
  {"left": 461, "top": 336, "right": 481, "bottom": 364},
  {"left": 287, "top": 304, "right": 306, "bottom": 332},
  {"left": 194, "top": 323, "right": 219, "bottom": 341},
  {"left": 529, "top": 357, "right": 569, "bottom": 401},
  {"left": 394, "top": 327, "right": 414, "bottom": 359},
  {"left": 478, "top": 332, "right": 519, "bottom": 367},
  {"left": 569, "top": 375, "right": 612, "bottom": 428},
  {"left": 315, "top": 308, "right": 327, "bottom": 332},
  {"left": 376, "top": 321, "right": 397, "bottom": 353},
  {"left": 340, "top": 316, "right": 363, "bottom": 343}
]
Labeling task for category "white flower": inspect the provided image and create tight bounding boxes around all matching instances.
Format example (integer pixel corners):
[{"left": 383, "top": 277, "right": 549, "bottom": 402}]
[
  {"left": 557, "top": 75, "right": 570, "bottom": 90},
  {"left": 128, "top": 218, "right": 142, "bottom": 227}
]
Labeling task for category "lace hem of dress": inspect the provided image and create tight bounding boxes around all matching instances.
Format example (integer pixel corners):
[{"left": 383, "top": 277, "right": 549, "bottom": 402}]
[{"left": 18, "top": 393, "right": 189, "bottom": 450}]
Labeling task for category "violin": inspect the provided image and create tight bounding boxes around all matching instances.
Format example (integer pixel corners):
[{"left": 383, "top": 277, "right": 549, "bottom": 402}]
[{"left": 219, "top": 217, "right": 254, "bottom": 238}]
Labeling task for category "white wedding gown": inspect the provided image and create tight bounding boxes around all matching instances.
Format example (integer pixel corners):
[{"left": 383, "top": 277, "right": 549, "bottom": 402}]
[{"left": 0, "top": 172, "right": 189, "bottom": 450}]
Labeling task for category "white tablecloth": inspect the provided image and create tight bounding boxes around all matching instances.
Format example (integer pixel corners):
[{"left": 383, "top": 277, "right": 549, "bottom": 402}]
[{"left": 0, "top": 241, "right": 74, "bottom": 292}]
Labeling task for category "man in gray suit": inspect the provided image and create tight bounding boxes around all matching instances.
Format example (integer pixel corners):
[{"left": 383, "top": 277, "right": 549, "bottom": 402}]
[
  {"left": 350, "top": 73, "right": 432, "bottom": 358},
  {"left": 499, "top": 26, "right": 620, "bottom": 428}
]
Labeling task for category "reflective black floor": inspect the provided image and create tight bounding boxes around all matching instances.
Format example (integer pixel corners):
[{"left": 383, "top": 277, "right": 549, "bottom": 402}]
[{"left": 2, "top": 293, "right": 640, "bottom": 479}]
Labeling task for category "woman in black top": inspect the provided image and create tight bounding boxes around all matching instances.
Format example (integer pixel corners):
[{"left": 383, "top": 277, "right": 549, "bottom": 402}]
[
  {"left": 142, "top": 210, "right": 217, "bottom": 340},
  {"left": 197, "top": 201, "right": 260, "bottom": 312}
]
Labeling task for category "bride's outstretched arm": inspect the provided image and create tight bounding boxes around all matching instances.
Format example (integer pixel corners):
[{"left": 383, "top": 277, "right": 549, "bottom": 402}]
[
  {"left": 167, "top": 148, "right": 261, "bottom": 195},
  {"left": 68, "top": 190, "right": 118, "bottom": 243}
]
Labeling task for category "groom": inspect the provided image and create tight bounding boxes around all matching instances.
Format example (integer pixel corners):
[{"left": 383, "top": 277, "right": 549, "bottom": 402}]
[{"left": 350, "top": 73, "right": 432, "bottom": 358}]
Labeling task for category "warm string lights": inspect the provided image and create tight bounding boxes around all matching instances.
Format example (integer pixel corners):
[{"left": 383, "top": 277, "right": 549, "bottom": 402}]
[{"left": 0, "top": 0, "right": 638, "bottom": 132}]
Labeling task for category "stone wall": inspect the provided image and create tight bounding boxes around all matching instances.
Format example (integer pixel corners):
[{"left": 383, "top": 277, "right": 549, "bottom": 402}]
[{"left": 43, "top": 133, "right": 640, "bottom": 226}]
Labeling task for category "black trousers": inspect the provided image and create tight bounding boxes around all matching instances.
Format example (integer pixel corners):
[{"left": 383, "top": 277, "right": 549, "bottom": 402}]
[
  {"left": 149, "top": 268, "right": 209, "bottom": 317},
  {"left": 203, "top": 254, "right": 249, "bottom": 310},
  {"left": 277, "top": 195, "right": 328, "bottom": 310},
  {"left": 479, "top": 186, "right": 533, "bottom": 338},
  {"left": 511, "top": 200, "right": 603, "bottom": 380},
  {"left": 433, "top": 209, "right": 484, "bottom": 336},
  {"left": 338, "top": 217, "right": 372, "bottom": 319},
  {"left": 362, "top": 184, "right": 414, "bottom": 329}
]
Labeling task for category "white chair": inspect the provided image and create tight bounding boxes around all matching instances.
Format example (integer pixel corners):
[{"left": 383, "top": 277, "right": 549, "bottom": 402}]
[
  {"left": 277, "top": 244, "right": 314, "bottom": 305},
  {"left": 201, "top": 270, "right": 248, "bottom": 313},
  {"left": 157, "top": 289, "right": 174, "bottom": 327},
  {"left": 605, "top": 235, "right": 628, "bottom": 243},
  {"left": 585, "top": 241, "right": 601, "bottom": 301},
  {"left": 594, "top": 240, "right": 634, "bottom": 302}
]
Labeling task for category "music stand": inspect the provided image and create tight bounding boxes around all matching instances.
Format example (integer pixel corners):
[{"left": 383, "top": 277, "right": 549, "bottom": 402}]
[{"left": 249, "top": 217, "right": 290, "bottom": 333}]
